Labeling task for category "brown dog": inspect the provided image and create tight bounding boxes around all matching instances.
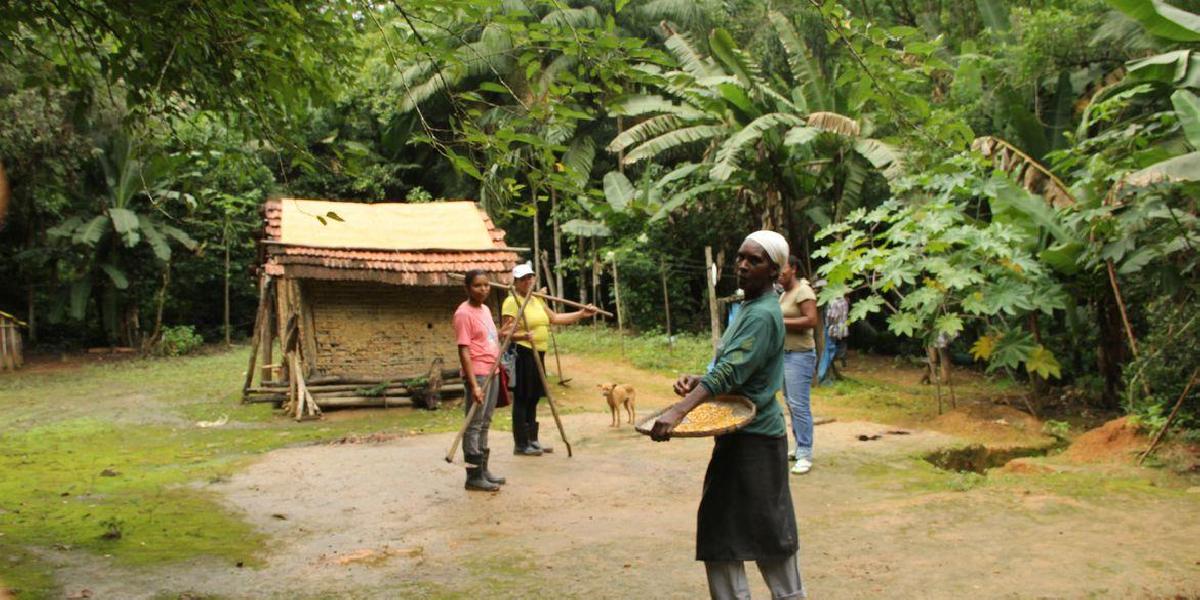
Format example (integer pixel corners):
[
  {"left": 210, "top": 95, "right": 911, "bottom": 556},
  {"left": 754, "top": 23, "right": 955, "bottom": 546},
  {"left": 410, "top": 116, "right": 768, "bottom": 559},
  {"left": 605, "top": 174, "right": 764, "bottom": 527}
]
[{"left": 599, "top": 383, "right": 636, "bottom": 427}]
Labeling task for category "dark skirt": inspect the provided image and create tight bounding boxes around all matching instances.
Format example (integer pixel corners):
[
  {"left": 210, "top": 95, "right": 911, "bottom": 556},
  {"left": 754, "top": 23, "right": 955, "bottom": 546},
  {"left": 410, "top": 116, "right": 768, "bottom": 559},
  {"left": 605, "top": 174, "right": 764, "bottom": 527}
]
[
  {"left": 512, "top": 344, "right": 546, "bottom": 402},
  {"left": 696, "top": 433, "right": 798, "bottom": 561}
]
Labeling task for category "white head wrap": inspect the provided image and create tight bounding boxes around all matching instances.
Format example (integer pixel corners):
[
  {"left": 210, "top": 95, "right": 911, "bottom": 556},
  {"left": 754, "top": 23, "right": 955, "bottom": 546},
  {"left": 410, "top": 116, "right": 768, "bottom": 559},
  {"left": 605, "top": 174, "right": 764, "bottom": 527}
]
[{"left": 744, "top": 230, "right": 789, "bottom": 268}]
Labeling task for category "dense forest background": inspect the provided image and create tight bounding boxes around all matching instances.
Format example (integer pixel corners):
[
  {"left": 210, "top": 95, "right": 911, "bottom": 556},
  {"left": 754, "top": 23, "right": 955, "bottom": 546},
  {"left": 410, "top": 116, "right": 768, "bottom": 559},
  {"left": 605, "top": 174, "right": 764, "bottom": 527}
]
[{"left": 1, "top": 0, "right": 1197, "bottom": 428}]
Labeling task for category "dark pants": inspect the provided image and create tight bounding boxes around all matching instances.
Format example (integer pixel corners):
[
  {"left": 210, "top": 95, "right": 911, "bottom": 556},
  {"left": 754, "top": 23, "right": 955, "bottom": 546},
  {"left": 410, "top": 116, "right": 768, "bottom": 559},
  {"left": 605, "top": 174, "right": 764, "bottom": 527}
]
[{"left": 511, "top": 345, "right": 546, "bottom": 446}]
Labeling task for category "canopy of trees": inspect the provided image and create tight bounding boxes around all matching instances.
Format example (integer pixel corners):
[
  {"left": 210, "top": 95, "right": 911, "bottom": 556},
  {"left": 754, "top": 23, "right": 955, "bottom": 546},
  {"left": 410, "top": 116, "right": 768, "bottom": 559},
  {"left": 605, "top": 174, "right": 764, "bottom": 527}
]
[{"left": 1, "top": 0, "right": 1197, "bottom": 426}]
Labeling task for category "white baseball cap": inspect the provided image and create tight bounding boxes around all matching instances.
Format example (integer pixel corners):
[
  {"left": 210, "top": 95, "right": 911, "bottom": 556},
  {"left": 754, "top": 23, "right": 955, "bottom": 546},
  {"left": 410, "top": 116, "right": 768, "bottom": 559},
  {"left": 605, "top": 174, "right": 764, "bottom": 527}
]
[{"left": 512, "top": 261, "right": 535, "bottom": 279}]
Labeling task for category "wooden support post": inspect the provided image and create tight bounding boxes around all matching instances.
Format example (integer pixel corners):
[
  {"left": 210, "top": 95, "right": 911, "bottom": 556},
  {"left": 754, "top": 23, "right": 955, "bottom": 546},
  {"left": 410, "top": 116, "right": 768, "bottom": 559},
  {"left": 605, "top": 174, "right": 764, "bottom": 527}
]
[
  {"left": 0, "top": 323, "right": 10, "bottom": 371},
  {"left": 705, "top": 246, "right": 720, "bottom": 350},
  {"left": 660, "top": 258, "right": 673, "bottom": 347},
  {"left": 260, "top": 281, "right": 275, "bottom": 383},
  {"left": 612, "top": 255, "right": 625, "bottom": 357},
  {"left": 242, "top": 275, "right": 270, "bottom": 400}
]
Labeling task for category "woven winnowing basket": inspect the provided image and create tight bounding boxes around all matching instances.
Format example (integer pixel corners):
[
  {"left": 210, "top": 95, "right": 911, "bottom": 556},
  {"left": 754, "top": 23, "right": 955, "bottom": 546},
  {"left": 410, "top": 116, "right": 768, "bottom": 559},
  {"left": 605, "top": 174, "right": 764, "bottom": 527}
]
[{"left": 636, "top": 395, "right": 756, "bottom": 438}]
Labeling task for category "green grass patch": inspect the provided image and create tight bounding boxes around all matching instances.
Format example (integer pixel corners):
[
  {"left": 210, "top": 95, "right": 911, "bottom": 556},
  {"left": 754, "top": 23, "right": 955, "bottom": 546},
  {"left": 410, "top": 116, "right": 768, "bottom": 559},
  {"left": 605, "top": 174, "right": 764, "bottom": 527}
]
[
  {"left": 554, "top": 328, "right": 712, "bottom": 376},
  {"left": 0, "top": 346, "right": 473, "bottom": 598}
]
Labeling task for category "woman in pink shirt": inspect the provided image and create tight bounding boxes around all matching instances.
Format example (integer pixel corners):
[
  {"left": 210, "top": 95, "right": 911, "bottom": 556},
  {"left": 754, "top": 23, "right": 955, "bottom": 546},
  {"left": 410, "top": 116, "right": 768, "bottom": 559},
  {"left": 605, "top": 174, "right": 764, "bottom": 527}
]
[{"left": 453, "top": 269, "right": 507, "bottom": 492}]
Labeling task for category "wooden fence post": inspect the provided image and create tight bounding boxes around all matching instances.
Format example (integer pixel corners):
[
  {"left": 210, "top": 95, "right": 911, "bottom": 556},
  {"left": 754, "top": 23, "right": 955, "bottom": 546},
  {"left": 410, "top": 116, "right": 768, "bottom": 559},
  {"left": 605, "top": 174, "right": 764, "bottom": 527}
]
[
  {"left": 705, "top": 246, "right": 720, "bottom": 350},
  {"left": 660, "top": 258, "right": 673, "bottom": 347},
  {"left": 612, "top": 255, "right": 624, "bottom": 357}
]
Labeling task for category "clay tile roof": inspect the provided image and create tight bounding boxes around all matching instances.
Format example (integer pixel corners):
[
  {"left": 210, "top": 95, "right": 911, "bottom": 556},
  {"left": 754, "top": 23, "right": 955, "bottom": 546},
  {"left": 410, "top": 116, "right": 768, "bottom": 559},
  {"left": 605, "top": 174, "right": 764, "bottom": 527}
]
[{"left": 260, "top": 197, "right": 520, "bottom": 286}]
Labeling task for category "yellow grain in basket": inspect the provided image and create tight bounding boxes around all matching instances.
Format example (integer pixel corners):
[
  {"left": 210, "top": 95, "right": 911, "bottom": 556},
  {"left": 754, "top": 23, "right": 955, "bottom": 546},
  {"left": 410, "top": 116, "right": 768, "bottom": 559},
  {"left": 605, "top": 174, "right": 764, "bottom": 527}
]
[{"left": 675, "top": 402, "right": 740, "bottom": 433}]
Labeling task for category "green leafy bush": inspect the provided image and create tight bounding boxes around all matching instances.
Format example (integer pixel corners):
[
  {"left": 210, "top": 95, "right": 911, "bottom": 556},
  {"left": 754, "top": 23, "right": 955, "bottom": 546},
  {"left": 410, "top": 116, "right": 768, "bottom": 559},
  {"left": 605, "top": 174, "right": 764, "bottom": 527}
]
[
  {"left": 158, "top": 325, "right": 204, "bottom": 357},
  {"left": 1124, "top": 300, "right": 1200, "bottom": 431}
]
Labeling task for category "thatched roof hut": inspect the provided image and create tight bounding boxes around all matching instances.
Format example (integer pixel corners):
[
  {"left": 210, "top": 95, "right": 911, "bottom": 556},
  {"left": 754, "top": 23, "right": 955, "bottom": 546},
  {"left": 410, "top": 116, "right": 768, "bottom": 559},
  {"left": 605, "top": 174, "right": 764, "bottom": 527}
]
[{"left": 244, "top": 197, "right": 520, "bottom": 418}]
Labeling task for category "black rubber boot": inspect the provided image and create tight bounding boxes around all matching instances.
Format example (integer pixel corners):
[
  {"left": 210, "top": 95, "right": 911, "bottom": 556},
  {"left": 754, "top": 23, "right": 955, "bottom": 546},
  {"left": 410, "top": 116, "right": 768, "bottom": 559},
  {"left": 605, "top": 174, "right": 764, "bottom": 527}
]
[
  {"left": 482, "top": 449, "right": 506, "bottom": 485},
  {"left": 513, "top": 424, "right": 542, "bottom": 456},
  {"left": 529, "top": 422, "right": 553, "bottom": 454},
  {"left": 464, "top": 454, "right": 499, "bottom": 492}
]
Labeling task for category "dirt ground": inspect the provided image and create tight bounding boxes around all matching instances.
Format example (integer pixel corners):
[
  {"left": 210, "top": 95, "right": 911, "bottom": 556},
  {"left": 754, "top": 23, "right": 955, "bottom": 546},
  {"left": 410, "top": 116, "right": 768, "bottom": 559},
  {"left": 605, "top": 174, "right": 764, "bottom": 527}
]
[{"left": 47, "top": 354, "right": 1200, "bottom": 599}]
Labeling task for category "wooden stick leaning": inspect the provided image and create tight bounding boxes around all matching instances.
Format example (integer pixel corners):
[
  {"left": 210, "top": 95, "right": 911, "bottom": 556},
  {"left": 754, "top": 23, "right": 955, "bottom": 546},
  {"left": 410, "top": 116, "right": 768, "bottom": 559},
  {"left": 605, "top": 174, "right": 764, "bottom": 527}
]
[
  {"left": 444, "top": 283, "right": 537, "bottom": 463},
  {"left": 518, "top": 291, "right": 574, "bottom": 458},
  {"left": 447, "top": 273, "right": 613, "bottom": 317},
  {"left": 1137, "top": 367, "right": 1199, "bottom": 465}
]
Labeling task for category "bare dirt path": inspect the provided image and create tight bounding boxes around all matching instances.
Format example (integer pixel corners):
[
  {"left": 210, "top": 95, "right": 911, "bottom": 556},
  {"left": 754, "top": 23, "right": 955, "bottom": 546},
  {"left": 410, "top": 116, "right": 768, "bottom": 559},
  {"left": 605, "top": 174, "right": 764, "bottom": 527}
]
[{"left": 51, "top": 354, "right": 1200, "bottom": 599}]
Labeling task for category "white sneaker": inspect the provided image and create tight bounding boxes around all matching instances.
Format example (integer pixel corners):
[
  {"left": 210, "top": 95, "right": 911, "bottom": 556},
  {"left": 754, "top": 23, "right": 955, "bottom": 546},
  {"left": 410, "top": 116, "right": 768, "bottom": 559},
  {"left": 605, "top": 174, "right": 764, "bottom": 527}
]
[{"left": 791, "top": 458, "right": 812, "bottom": 474}]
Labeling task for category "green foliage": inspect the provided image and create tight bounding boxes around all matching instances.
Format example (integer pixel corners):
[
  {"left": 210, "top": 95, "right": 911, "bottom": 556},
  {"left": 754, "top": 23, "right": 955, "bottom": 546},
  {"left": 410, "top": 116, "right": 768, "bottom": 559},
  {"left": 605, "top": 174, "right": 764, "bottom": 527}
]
[
  {"left": 157, "top": 325, "right": 205, "bottom": 357},
  {"left": 1124, "top": 299, "right": 1200, "bottom": 430},
  {"left": 815, "top": 183, "right": 1068, "bottom": 378}
]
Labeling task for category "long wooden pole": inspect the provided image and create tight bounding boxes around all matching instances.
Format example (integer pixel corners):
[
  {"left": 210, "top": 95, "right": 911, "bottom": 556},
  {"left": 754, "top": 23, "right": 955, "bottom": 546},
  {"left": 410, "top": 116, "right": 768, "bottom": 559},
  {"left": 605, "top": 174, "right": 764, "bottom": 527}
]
[
  {"left": 446, "top": 273, "right": 612, "bottom": 317},
  {"left": 1107, "top": 260, "right": 1139, "bottom": 357},
  {"left": 521, "top": 296, "right": 573, "bottom": 457},
  {"left": 445, "top": 284, "right": 537, "bottom": 463},
  {"left": 1137, "top": 367, "right": 1199, "bottom": 465},
  {"left": 612, "top": 255, "right": 624, "bottom": 357},
  {"left": 539, "top": 251, "right": 569, "bottom": 383},
  {"left": 705, "top": 246, "right": 720, "bottom": 350}
]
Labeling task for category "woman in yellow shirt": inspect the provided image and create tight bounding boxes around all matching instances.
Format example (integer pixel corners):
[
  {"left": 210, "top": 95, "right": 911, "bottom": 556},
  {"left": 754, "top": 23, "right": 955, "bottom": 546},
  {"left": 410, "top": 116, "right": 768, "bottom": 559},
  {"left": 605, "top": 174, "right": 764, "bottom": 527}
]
[{"left": 501, "top": 262, "right": 595, "bottom": 456}]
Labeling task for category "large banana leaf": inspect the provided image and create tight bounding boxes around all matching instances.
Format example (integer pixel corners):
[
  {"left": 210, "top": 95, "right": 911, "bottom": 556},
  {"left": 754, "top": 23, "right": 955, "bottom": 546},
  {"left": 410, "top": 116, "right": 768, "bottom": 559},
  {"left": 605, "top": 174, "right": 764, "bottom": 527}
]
[
  {"left": 603, "top": 171, "right": 635, "bottom": 211},
  {"left": 622, "top": 124, "right": 727, "bottom": 165},
  {"left": 1126, "top": 49, "right": 1200, "bottom": 89},
  {"left": 99, "top": 263, "right": 129, "bottom": 290},
  {"left": 1121, "top": 151, "right": 1200, "bottom": 187},
  {"left": 767, "top": 11, "right": 830, "bottom": 112},
  {"left": 74, "top": 215, "right": 110, "bottom": 247},
  {"left": 708, "top": 28, "right": 766, "bottom": 97},
  {"left": 139, "top": 215, "right": 172, "bottom": 262},
  {"left": 561, "top": 137, "right": 595, "bottom": 190},
  {"left": 1172, "top": 90, "right": 1200, "bottom": 147},
  {"left": 710, "top": 113, "right": 803, "bottom": 181},
  {"left": 607, "top": 115, "right": 685, "bottom": 153},
  {"left": 609, "top": 95, "right": 707, "bottom": 119},
  {"left": 663, "top": 31, "right": 719, "bottom": 80},
  {"left": 108, "top": 207, "right": 141, "bottom": 247},
  {"left": 1107, "top": 0, "right": 1200, "bottom": 42}
]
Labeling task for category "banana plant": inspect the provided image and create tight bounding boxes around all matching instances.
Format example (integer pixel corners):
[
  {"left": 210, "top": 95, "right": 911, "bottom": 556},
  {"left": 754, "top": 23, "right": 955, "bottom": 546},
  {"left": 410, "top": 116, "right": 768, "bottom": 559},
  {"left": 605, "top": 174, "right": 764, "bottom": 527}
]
[
  {"left": 45, "top": 133, "right": 196, "bottom": 343},
  {"left": 604, "top": 15, "right": 901, "bottom": 233}
]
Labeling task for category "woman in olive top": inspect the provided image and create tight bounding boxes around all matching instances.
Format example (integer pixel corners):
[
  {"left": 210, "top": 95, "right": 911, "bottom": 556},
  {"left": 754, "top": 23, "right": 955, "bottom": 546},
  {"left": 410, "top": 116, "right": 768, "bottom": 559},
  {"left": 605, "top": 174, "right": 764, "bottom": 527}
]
[
  {"left": 778, "top": 255, "right": 819, "bottom": 474},
  {"left": 501, "top": 261, "right": 596, "bottom": 456},
  {"left": 651, "top": 231, "right": 805, "bottom": 600}
]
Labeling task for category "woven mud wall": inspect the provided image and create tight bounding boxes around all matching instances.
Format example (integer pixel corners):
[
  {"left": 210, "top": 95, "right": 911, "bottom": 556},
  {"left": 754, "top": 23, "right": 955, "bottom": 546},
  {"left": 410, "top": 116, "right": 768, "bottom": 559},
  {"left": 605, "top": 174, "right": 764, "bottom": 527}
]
[{"left": 307, "top": 281, "right": 464, "bottom": 379}]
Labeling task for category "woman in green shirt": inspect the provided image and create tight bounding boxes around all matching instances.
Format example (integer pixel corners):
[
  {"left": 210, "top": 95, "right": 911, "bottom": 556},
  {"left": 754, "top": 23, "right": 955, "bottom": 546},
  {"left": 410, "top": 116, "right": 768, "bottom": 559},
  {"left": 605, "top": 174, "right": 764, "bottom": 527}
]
[{"left": 651, "top": 231, "right": 805, "bottom": 600}]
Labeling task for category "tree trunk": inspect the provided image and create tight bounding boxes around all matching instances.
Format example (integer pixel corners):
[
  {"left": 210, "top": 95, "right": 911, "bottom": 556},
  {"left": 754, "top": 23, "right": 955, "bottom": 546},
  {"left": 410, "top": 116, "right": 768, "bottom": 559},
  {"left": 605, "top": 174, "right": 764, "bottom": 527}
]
[
  {"left": 26, "top": 286, "right": 35, "bottom": 344},
  {"left": 551, "top": 187, "right": 564, "bottom": 310},
  {"left": 148, "top": 260, "right": 171, "bottom": 349},
  {"left": 224, "top": 225, "right": 232, "bottom": 345},
  {"left": 531, "top": 183, "right": 540, "bottom": 278},
  {"left": 1096, "top": 296, "right": 1127, "bottom": 407},
  {"left": 0, "top": 159, "right": 9, "bottom": 230}
]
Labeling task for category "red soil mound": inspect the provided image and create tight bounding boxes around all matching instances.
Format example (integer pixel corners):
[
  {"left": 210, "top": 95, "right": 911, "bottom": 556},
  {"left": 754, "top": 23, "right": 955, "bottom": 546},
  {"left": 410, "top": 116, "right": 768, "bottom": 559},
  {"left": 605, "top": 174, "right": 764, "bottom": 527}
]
[
  {"left": 1062, "top": 417, "right": 1146, "bottom": 463},
  {"left": 930, "top": 403, "right": 1048, "bottom": 447}
]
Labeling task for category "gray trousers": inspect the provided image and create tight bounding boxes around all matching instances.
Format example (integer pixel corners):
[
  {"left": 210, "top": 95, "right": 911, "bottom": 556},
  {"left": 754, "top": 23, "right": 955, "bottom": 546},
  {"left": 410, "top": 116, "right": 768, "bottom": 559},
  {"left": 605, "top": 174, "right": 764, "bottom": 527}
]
[
  {"left": 462, "top": 375, "right": 498, "bottom": 462},
  {"left": 705, "top": 552, "right": 805, "bottom": 600}
]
